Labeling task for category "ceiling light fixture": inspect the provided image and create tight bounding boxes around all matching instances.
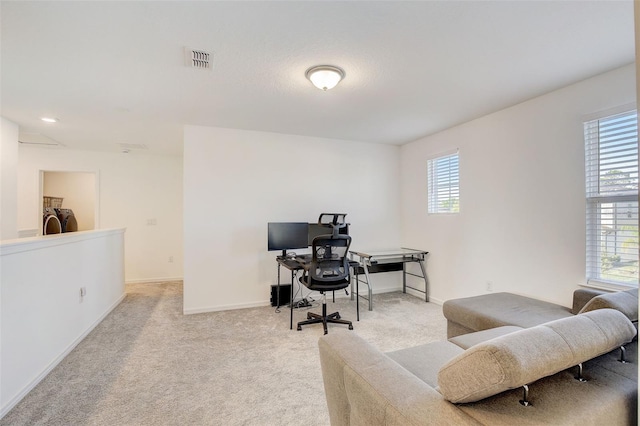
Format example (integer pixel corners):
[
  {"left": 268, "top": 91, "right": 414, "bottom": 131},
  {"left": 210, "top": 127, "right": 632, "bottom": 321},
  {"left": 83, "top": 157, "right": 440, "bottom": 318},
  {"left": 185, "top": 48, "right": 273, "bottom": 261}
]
[
  {"left": 305, "top": 65, "right": 345, "bottom": 91},
  {"left": 40, "top": 117, "right": 59, "bottom": 123}
]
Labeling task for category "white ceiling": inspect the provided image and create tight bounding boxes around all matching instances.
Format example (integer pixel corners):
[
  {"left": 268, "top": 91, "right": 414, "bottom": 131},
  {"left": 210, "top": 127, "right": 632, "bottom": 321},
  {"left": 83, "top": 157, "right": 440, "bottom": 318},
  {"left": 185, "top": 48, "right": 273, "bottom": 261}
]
[{"left": 1, "top": 1, "right": 635, "bottom": 156}]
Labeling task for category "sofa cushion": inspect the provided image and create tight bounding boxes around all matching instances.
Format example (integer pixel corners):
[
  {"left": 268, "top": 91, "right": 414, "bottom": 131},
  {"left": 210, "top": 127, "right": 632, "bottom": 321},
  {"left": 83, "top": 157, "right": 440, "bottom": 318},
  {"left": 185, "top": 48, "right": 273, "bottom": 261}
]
[
  {"left": 437, "top": 309, "right": 637, "bottom": 404},
  {"left": 442, "top": 292, "right": 573, "bottom": 337},
  {"left": 578, "top": 288, "right": 638, "bottom": 322},
  {"left": 448, "top": 326, "right": 523, "bottom": 350},
  {"left": 386, "top": 341, "right": 464, "bottom": 387}
]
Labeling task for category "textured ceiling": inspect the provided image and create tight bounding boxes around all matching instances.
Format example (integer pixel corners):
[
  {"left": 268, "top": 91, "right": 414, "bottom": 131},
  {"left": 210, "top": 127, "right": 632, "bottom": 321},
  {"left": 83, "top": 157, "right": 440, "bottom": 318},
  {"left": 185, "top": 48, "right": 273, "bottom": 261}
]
[{"left": 1, "top": 1, "right": 635, "bottom": 156}]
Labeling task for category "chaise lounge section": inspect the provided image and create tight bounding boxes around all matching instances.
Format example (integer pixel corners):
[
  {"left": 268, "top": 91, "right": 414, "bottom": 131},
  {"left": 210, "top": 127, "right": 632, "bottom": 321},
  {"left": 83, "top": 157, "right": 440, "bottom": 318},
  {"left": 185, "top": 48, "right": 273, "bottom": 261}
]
[{"left": 442, "top": 288, "right": 638, "bottom": 338}]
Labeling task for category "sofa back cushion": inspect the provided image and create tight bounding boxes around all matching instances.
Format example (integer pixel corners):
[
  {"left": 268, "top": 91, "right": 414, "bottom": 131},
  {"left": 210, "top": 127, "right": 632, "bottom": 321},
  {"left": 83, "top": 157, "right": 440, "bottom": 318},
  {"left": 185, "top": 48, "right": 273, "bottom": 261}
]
[
  {"left": 578, "top": 288, "right": 638, "bottom": 322},
  {"left": 437, "top": 309, "right": 637, "bottom": 403}
]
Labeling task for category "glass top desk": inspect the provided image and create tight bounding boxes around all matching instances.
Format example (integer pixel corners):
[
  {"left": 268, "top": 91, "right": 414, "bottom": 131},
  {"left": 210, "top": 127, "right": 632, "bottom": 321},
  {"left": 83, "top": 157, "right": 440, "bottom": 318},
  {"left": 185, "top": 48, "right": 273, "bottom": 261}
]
[{"left": 348, "top": 248, "right": 429, "bottom": 311}]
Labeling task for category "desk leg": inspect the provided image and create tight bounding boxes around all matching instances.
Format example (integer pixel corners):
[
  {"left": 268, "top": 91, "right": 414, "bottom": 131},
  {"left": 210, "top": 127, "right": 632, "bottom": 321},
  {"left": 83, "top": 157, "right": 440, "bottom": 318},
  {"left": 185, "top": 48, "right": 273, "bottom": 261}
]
[
  {"left": 290, "top": 269, "right": 294, "bottom": 330},
  {"left": 402, "top": 260, "right": 407, "bottom": 294},
  {"left": 362, "top": 264, "right": 373, "bottom": 311},
  {"left": 350, "top": 275, "right": 354, "bottom": 301},
  {"left": 349, "top": 256, "right": 355, "bottom": 301},
  {"left": 356, "top": 269, "right": 359, "bottom": 321},
  {"left": 277, "top": 263, "right": 282, "bottom": 310},
  {"left": 418, "top": 259, "right": 428, "bottom": 302}
]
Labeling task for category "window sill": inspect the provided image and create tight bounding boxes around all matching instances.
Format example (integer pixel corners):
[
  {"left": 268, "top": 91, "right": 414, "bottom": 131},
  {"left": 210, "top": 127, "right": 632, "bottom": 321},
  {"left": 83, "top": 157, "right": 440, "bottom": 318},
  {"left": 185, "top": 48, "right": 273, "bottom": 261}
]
[{"left": 580, "top": 279, "right": 638, "bottom": 293}]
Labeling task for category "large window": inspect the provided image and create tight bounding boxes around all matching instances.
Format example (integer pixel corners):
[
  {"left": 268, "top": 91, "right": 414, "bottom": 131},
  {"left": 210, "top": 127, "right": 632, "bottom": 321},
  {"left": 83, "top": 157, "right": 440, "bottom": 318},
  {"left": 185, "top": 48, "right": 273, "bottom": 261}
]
[
  {"left": 584, "top": 110, "right": 638, "bottom": 286},
  {"left": 427, "top": 150, "right": 459, "bottom": 214}
]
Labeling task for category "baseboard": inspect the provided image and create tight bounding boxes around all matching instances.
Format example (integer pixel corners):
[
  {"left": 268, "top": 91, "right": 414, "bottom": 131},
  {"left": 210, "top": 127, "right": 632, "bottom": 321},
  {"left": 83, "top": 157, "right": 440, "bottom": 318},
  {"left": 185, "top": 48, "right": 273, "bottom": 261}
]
[
  {"left": 0, "top": 293, "right": 126, "bottom": 419},
  {"left": 183, "top": 287, "right": 443, "bottom": 315},
  {"left": 427, "top": 296, "right": 443, "bottom": 306},
  {"left": 125, "top": 276, "right": 183, "bottom": 284},
  {"left": 404, "top": 287, "right": 443, "bottom": 305},
  {"left": 184, "top": 300, "right": 270, "bottom": 315},
  {"left": 373, "top": 287, "right": 404, "bottom": 295},
  {"left": 182, "top": 287, "right": 388, "bottom": 315}
]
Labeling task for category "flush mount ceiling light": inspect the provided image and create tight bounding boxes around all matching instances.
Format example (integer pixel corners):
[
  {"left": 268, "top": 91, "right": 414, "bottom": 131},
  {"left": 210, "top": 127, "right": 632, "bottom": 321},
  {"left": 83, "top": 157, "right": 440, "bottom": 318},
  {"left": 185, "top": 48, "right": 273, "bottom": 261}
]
[
  {"left": 305, "top": 65, "right": 345, "bottom": 91},
  {"left": 40, "top": 117, "right": 59, "bottom": 123}
]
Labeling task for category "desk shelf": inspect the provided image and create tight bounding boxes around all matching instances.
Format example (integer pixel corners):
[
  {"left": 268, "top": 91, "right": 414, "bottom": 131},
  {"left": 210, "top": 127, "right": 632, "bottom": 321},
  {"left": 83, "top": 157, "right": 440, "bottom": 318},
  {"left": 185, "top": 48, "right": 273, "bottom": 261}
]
[{"left": 354, "top": 262, "right": 403, "bottom": 275}]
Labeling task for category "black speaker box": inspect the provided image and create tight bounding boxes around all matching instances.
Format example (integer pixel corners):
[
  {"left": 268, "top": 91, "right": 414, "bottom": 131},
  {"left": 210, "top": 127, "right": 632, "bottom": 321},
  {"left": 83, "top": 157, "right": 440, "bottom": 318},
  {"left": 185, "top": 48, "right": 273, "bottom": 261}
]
[{"left": 270, "top": 284, "right": 292, "bottom": 307}]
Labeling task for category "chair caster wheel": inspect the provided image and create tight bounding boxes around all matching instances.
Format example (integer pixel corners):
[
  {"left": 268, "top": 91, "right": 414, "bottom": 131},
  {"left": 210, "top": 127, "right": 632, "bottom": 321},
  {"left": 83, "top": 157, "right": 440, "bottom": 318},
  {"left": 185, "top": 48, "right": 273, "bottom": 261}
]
[
  {"left": 307, "top": 313, "right": 312, "bottom": 319},
  {"left": 348, "top": 325, "right": 353, "bottom": 330},
  {"left": 297, "top": 326, "right": 302, "bottom": 331},
  {"left": 336, "top": 314, "right": 341, "bottom": 319}
]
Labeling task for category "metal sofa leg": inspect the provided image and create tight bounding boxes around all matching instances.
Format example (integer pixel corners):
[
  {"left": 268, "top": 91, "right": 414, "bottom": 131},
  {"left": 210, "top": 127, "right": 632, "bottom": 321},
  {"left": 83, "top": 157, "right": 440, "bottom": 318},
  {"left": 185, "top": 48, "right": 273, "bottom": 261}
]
[
  {"left": 575, "top": 363, "right": 587, "bottom": 382},
  {"left": 519, "top": 384, "right": 531, "bottom": 406},
  {"left": 619, "top": 345, "right": 628, "bottom": 364}
]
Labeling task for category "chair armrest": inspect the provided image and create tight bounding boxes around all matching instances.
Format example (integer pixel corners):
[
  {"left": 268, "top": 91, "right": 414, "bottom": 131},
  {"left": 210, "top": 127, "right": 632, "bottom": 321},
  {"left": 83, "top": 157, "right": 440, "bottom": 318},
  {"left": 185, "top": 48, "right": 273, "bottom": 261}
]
[
  {"left": 572, "top": 288, "right": 606, "bottom": 314},
  {"left": 297, "top": 259, "right": 312, "bottom": 272},
  {"left": 318, "top": 332, "right": 479, "bottom": 425}
]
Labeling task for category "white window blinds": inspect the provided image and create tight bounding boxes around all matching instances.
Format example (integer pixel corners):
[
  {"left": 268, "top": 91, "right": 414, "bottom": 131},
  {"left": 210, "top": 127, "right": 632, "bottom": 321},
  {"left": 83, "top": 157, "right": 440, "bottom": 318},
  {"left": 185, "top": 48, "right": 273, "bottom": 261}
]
[
  {"left": 427, "top": 151, "right": 460, "bottom": 214},
  {"left": 584, "top": 110, "right": 638, "bottom": 286}
]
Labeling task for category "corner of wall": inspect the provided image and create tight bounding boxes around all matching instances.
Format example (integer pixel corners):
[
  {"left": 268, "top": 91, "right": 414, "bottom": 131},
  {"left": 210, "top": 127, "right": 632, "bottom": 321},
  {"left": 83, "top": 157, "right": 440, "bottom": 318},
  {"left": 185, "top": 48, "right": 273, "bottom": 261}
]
[{"left": 0, "top": 117, "right": 20, "bottom": 240}]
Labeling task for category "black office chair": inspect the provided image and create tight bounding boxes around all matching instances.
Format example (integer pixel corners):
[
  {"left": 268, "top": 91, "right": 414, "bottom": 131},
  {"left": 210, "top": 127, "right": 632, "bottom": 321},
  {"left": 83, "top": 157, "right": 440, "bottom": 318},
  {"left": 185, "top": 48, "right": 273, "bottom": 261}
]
[{"left": 297, "top": 232, "right": 353, "bottom": 334}]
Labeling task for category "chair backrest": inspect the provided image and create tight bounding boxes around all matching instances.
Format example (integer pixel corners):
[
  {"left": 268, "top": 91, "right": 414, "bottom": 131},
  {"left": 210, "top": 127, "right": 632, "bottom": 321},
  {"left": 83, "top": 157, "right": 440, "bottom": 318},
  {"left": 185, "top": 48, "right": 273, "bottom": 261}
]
[
  {"left": 318, "top": 213, "right": 347, "bottom": 226},
  {"left": 308, "top": 233, "right": 352, "bottom": 285}
]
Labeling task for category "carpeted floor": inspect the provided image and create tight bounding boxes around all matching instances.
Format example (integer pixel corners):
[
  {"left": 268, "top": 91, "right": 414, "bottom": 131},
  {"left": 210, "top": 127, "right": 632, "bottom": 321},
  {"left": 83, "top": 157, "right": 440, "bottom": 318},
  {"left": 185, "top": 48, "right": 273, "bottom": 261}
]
[{"left": 1, "top": 281, "right": 447, "bottom": 426}]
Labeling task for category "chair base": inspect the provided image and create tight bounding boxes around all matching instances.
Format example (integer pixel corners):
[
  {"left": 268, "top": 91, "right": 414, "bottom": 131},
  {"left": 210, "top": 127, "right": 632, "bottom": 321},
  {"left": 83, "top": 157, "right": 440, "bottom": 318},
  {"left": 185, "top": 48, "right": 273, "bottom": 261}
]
[{"left": 297, "top": 302, "right": 353, "bottom": 335}]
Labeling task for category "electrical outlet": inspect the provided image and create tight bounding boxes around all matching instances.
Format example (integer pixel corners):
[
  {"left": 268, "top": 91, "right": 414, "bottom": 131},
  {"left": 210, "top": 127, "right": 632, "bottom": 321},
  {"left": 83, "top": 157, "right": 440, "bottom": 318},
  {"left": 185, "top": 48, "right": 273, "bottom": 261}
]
[
  {"left": 486, "top": 281, "right": 493, "bottom": 292},
  {"left": 146, "top": 218, "right": 157, "bottom": 226},
  {"left": 168, "top": 256, "right": 174, "bottom": 263}
]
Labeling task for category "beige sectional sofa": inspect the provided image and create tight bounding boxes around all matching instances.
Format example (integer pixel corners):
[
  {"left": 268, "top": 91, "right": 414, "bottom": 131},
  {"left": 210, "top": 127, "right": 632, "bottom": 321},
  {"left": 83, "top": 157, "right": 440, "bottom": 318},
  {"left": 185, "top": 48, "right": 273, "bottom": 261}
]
[{"left": 318, "top": 289, "right": 638, "bottom": 425}]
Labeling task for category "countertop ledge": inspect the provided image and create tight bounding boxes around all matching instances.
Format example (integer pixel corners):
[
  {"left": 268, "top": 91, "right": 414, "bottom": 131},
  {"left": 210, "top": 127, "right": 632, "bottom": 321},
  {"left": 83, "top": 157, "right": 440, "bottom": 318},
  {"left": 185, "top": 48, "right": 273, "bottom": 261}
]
[{"left": 1, "top": 228, "right": 126, "bottom": 256}]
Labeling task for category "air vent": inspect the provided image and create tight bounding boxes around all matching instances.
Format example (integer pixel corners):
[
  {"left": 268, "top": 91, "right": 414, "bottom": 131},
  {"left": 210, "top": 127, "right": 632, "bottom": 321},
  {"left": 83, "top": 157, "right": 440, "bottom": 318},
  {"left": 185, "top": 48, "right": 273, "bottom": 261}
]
[
  {"left": 18, "top": 132, "right": 62, "bottom": 147},
  {"left": 118, "top": 143, "right": 147, "bottom": 152},
  {"left": 185, "top": 47, "right": 213, "bottom": 70}
]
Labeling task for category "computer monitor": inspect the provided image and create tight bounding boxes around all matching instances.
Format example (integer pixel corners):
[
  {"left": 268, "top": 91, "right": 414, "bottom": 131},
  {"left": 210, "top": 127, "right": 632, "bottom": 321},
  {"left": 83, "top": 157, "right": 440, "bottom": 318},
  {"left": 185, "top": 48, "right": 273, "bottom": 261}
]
[
  {"left": 308, "top": 223, "right": 349, "bottom": 246},
  {"left": 267, "top": 222, "right": 309, "bottom": 257}
]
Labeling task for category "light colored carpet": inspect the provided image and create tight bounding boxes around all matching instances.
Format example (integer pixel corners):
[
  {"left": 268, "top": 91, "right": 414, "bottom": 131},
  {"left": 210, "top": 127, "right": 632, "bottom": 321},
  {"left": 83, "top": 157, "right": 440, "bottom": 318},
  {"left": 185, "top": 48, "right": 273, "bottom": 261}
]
[{"left": 1, "top": 281, "right": 447, "bottom": 426}]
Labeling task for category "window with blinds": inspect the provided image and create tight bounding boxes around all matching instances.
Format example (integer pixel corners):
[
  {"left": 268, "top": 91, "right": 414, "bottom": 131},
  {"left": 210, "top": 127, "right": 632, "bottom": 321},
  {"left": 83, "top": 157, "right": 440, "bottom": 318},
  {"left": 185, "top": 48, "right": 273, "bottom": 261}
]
[
  {"left": 427, "top": 151, "right": 459, "bottom": 214},
  {"left": 584, "top": 110, "right": 638, "bottom": 286}
]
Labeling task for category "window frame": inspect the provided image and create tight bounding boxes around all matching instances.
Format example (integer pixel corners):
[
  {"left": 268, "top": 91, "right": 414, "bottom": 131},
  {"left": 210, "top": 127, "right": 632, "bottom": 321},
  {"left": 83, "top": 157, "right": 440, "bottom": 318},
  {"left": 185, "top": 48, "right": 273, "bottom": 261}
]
[
  {"left": 427, "top": 149, "right": 460, "bottom": 215},
  {"left": 584, "top": 108, "right": 638, "bottom": 288}
]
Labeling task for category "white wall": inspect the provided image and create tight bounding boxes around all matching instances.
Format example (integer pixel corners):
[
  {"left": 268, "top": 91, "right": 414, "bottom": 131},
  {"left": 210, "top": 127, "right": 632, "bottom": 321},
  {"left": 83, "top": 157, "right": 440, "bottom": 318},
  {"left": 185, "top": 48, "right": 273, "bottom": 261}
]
[
  {"left": 183, "top": 126, "right": 402, "bottom": 314},
  {"left": 400, "top": 64, "right": 637, "bottom": 307},
  {"left": 0, "top": 228, "right": 125, "bottom": 417},
  {"left": 44, "top": 171, "right": 96, "bottom": 231},
  {"left": 0, "top": 118, "right": 19, "bottom": 240},
  {"left": 17, "top": 146, "right": 183, "bottom": 283}
]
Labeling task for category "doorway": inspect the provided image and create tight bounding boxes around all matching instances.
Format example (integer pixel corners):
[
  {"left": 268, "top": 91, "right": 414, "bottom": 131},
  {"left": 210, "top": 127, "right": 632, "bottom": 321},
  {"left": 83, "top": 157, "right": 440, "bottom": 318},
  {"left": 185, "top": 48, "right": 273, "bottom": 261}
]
[{"left": 40, "top": 171, "right": 99, "bottom": 234}]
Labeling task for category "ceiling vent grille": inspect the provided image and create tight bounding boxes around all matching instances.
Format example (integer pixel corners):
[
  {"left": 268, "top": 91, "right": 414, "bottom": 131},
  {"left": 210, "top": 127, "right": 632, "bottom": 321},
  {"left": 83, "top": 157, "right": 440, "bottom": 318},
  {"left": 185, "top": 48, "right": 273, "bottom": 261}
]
[
  {"left": 185, "top": 47, "right": 212, "bottom": 70},
  {"left": 18, "top": 132, "right": 63, "bottom": 147},
  {"left": 118, "top": 143, "right": 148, "bottom": 153}
]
